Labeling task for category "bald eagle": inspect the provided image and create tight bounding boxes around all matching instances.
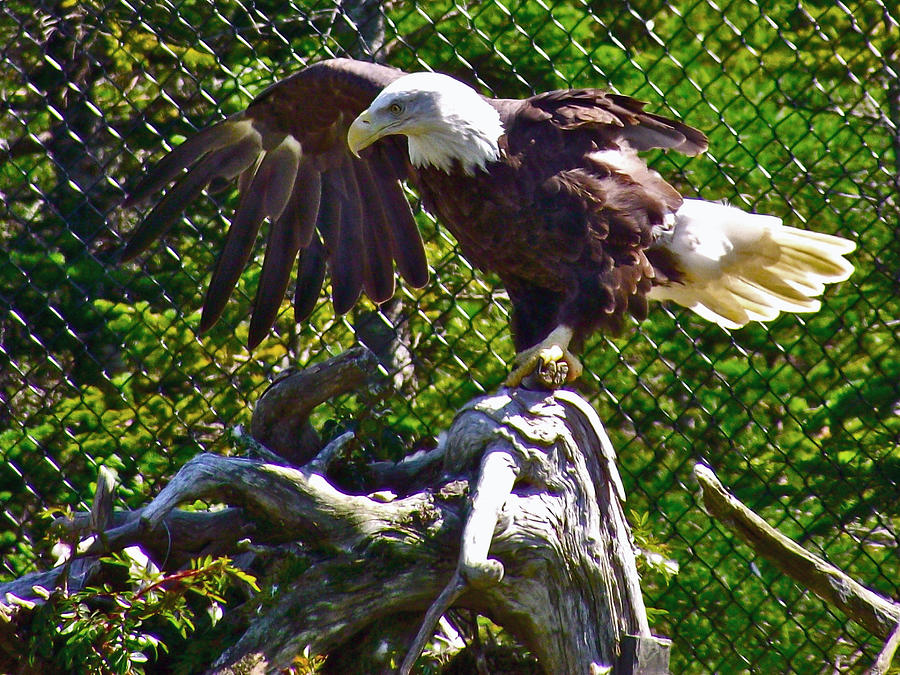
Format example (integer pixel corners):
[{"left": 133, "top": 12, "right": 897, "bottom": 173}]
[{"left": 123, "top": 58, "right": 854, "bottom": 386}]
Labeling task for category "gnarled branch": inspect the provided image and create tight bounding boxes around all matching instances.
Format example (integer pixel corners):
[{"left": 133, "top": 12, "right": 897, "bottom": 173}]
[
  {"left": 694, "top": 464, "right": 900, "bottom": 641},
  {"left": 2, "top": 351, "right": 667, "bottom": 674}
]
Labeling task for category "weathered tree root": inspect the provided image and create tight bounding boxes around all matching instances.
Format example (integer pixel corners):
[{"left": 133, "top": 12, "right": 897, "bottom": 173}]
[
  {"left": 145, "top": 387, "right": 660, "bottom": 673},
  {"left": 397, "top": 387, "right": 643, "bottom": 675},
  {"left": 250, "top": 345, "right": 380, "bottom": 465},
  {"left": 2, "top": 349, "right": 669, "bottom": 674}
]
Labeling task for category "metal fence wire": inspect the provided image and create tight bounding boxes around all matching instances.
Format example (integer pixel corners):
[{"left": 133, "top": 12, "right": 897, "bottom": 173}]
[{"left": 1, "top": 0, "right": 898, "bottom": 672}]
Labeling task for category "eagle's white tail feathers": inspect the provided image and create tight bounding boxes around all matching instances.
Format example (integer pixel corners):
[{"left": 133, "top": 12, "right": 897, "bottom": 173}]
[{"left": 649, "top": 199, "right": 855, "bottom": 329}]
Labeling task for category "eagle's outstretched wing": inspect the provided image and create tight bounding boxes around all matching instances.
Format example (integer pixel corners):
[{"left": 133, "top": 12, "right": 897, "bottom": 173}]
[{"left": 123, "top": 59, "right": 427, "bottom": 348}]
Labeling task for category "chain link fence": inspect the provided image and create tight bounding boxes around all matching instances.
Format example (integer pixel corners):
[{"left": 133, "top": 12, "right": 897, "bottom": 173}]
[{"left": 2, "top": 0, "right": 898, "bottom": 672}]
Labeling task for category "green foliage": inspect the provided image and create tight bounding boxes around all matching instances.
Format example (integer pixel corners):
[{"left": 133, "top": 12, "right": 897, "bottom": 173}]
[
  {"left": 289, "top": 645, "right": 328, "bottom": 674},
  {"left": 418, "top": 614, "right": 540, "bottom": 674},
  {"left": 25, "top": 551, "right": 258, "bottom": 674},
  {"left": 631, "top": 509, "right": 679, "bottom": 586}
]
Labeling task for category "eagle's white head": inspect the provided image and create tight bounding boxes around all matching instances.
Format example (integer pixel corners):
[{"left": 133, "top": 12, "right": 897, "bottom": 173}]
[{"left": 347, "top": 72, "right": 504, "bottom": 175}]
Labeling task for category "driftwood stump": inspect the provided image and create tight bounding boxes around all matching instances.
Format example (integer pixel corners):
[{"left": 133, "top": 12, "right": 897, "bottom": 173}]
[{"left": 1, "top": 347, "right": 669, "bottom": 674}]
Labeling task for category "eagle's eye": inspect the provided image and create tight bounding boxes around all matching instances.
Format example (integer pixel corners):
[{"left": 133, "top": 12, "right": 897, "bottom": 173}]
[{"left": 389, "top": 102, "right": 403, "bottom": 115}]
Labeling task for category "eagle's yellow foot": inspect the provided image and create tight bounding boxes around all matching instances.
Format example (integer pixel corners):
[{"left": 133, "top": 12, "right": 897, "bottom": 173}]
[{"left": 505, "top": 327, "right": 583, "bottom": 389}]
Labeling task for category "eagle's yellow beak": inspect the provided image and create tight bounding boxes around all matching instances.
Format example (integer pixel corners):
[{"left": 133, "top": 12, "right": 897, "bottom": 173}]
[{"left": 347, "top": 109, "right": 380, "bottom": 157}]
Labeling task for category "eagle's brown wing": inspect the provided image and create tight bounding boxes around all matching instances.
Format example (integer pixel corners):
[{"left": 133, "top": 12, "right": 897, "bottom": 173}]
[
  {"left": 521, "top": 88, "right": 708, "bottom": 155},
  {"left": 123, "top": 58, "right": 427, "bottom": 348}
]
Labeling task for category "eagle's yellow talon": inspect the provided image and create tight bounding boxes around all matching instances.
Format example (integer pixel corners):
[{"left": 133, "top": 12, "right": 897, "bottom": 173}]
[
  {"left": 540, "top": 345, "right": 564, "bottom": 364},
  {"left": 505, "top": 327, "right": 582, "bottom": 389}
]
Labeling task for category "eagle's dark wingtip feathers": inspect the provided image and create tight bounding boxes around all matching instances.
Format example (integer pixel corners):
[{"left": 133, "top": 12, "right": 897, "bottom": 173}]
[
  {"left": 201, "top": 180, "right": 269, "bottom": 334},
  {"left": 369, "top": 144, "right": 429, "bottom": 290},
  {"left": 246, "top": 320, "right": 268, "bottom": 350},
  {"left": 676, "top": 124, "right": 709, "bottom": 156},
  {"left": 121, "top": 126, "right": 263, "bottom": 263},
  {"left": 119, "top": 157, "right": 213, "bottom": 261},
  {"left": 123, "top": 121, "right": 247, "bottom": 207},
  {"left": 294, "top": 234, "right": 327, "bottom": 324},
  {"left": 329, "top": 162, "right": 365, "bottom": 315},
  {"left": 353, "top": 160, "right": 397, "bottom": 305},
  {"left": 247, "top": 163, "right": 323, "bottom": 350}
]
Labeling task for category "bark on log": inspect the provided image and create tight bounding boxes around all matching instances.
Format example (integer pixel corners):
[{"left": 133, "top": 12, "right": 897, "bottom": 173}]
[
  {"left": 149, "top": 388, "right": 657, "bottom": 673},
  {"left": 249, "top": 345, "right": 379, "bottom": 465},
  {"left": 1, "top": 351, "right": 666, "bottom": 674},
  {"left": 694, "top": 464, "right": 900, "bottom": 640},
  {"left": 867, "top": 622, "right": 900, "bottom": 675},
  {"left": 695, "top": 463, "right": 900, "bottom": 674}
]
